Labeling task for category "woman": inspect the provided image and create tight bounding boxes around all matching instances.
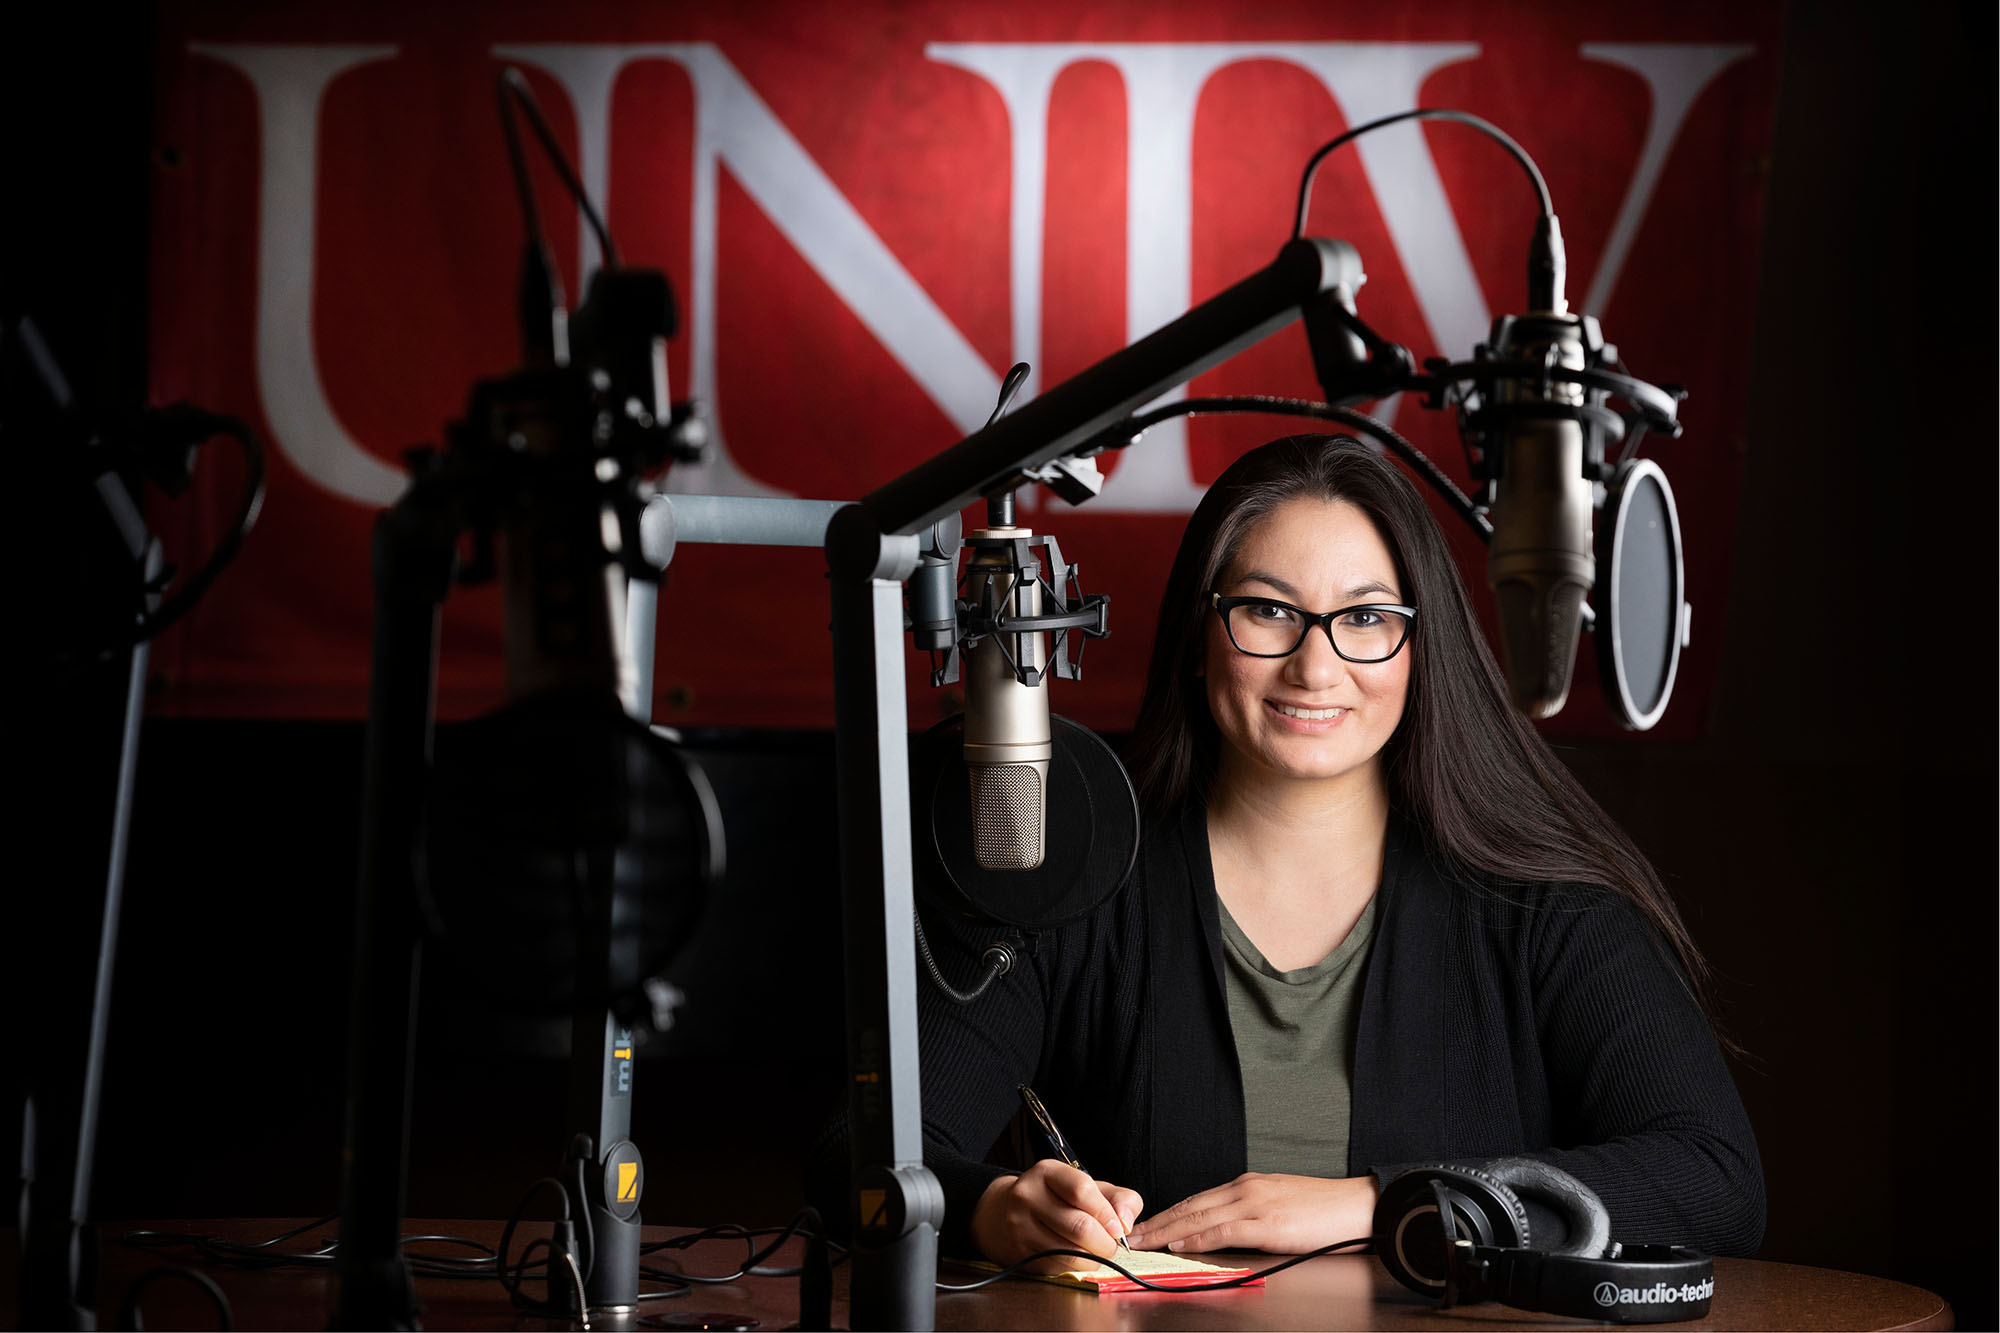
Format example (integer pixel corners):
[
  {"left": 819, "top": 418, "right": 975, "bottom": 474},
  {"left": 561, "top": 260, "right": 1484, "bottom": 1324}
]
[{"left": 857, "top": 434, "right": 1762, "bottom": 1271}]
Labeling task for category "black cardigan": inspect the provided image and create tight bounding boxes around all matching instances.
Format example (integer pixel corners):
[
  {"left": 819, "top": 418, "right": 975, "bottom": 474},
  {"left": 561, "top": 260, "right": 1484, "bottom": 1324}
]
[{"left": 812, "top": 800, "right": 1765, "bottom": 1260}]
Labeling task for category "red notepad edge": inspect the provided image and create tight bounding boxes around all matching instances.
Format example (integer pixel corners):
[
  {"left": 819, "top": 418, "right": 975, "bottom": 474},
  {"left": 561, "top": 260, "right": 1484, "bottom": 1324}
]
[{"left": 1087, "top": 1270, "right": 1265, "bottom": 1293}]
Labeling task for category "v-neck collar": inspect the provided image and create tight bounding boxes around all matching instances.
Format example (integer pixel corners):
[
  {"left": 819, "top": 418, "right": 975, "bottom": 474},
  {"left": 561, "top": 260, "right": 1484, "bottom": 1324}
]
[{"left": 1157, "top": 801, "right": 1453, "bottom": 1184}]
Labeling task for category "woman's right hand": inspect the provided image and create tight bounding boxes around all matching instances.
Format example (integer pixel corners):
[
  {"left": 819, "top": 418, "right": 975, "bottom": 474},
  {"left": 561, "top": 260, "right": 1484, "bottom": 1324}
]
[{"left": 970, "top": 1160, "right": 1145, "bottom": 1274}]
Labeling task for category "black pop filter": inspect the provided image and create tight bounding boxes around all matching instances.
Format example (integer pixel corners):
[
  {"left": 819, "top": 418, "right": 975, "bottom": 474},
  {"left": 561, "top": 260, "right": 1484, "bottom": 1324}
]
[
  {"left": 1594, "top": 458, "right": 1688, "bottom": 731},
  {"left": 914, "top": 714, "right": 1139, "bottom": 929},
  {"left": 422, "top": 689, "right": 724, "bottom": 1025}
]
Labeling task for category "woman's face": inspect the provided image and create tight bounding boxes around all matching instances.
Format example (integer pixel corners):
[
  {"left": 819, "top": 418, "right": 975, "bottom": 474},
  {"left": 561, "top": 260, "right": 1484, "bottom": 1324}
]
[{"left": 1202, "top": 496, "right": 1412, "bottom": 793}]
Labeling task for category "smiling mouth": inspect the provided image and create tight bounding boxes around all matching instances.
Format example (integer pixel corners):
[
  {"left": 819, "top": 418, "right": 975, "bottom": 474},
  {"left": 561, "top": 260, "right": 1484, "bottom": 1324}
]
[{"left": 1270, "top": 702, "right": 1347, "bottom": 721}]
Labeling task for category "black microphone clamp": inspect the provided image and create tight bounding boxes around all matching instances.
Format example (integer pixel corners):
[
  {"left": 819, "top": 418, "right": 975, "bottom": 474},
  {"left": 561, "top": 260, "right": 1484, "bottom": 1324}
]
[
  {"left": 1300, "top": 237, "right": 1415, "bottom": 407},
  {"left": 570, "top": 266, "right": 709, "bottom": 474},
  {"left": 1424, "top": 313, "right": 1685, "bottom": 492},
  {"left": 907, "top": 512, "right": 963, "bottom": 655},
  {"left": 919, "top": 528, "right": 1108, "bottom": 689}
]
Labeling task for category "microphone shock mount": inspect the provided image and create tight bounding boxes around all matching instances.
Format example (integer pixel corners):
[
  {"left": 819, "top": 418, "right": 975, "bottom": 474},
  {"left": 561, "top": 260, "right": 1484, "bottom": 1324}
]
[{"left": 926, "top": 527, "right": 1107, "bottom": 690}]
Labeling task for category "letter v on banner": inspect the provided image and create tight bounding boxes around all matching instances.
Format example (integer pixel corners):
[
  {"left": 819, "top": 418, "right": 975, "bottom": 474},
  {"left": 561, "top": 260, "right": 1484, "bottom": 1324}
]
[
  {"left": 1578, "top": 44, "right": 1755, "bottom": 317},
  {"left": 933, "top": 41, "right": 1751, "bottom": 515},
  {"left": 930, "top": 42, "right": 1482, "bottom": 513}
]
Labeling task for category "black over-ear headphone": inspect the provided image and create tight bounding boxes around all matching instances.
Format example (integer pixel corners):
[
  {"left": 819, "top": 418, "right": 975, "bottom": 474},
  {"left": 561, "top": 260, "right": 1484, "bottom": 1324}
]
[{"left": 1372, "top": 1158, "right": 1715, "bottom": 1323}]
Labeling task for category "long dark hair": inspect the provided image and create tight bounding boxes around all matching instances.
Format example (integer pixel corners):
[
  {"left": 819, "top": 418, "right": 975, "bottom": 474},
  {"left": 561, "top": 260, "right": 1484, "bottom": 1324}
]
[{"left": 1127, "top": 434, "right": 1721, "bottom": 1022}]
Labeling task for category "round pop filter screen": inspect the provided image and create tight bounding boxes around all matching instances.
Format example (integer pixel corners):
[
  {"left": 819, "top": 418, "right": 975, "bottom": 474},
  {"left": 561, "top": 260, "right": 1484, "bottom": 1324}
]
[
  {"left": 1595, "top": 458, "right": 1686, "bottom": 731},
  {"left": 914, "top": 714, "right": 1140, "bottom": 930}
]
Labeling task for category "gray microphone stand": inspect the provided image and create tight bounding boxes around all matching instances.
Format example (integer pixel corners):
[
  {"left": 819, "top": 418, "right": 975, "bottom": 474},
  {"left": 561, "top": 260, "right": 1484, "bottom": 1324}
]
[
  {"left": 621, "top": 496, "right": 850, "bottom": 721},
  {"left": 18, "top": 471, "right": 159, "bottom": 1332},
  {"left": 826, "top": 237, "right": 1356, "bottom": 1329}
]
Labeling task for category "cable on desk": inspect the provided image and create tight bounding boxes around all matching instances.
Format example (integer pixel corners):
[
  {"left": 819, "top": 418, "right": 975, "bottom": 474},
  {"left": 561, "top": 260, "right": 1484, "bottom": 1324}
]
[
  {"left": 635, "top": 1207, "right": 833, "bottom": 1325},
  {"left": 398, "top": 1232, "right": 502, "bottom": 1273},
  {"left": 641, "top": 1210, "right": 827, "bottom": 1284},
  {"left": 116, "top": 1208, "right": 828, "bottom": 1316},
  {"left": 498, "top": 1175, "right": 591, "bottom": 1316},
  {"left": 640, "top": 1219, "right": 848, "bottom": 1263},
  {"left": 125, "top": 1212, "right": 1373, "bottom": 1312},
  {"left": 934, "top": 1234, "right": 1375, "bottom": 1294},
  {"left": 121, "top": 1216, "right": 340, "bottom": 1270},
  {"left": 118, "top": 1265, "right": 233, "bottom": 1331},
  {"left": 120, "top": 1217, "right": 548, "bottom": 1282}
]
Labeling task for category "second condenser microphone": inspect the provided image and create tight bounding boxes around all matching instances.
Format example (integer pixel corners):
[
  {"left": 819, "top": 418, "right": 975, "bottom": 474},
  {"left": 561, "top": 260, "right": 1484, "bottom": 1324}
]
[
  {"left": 1485, "top": 310, "right": 1596, "bottom": 720},
  {"left": 961, "top": 523, "right": 1052, "bottom": 871}
]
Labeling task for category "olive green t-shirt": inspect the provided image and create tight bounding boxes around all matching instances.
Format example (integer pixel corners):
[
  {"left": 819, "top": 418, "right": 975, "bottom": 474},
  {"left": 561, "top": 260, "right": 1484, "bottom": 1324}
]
[{"left": 1217, "top": 892, "right": 1379, "bottom": 1179}]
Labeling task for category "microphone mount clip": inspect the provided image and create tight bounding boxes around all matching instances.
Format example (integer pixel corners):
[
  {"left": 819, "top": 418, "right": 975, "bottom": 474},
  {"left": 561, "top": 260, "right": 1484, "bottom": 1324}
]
[
  {"left": 1304, "top": 287, "right": 1417, "bottom": 407},
  {"left": 928, "top": 531, "right": 1107, "bottom": 689},
  {"left": 1418, "top": 312, "right": 1685, "bottom": 493}
]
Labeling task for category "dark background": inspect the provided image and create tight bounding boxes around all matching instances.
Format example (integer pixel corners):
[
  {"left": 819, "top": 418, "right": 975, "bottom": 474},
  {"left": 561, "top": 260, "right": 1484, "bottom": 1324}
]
[{"left": 7, "top": 0, "right": 1995, "bottom": 1328}]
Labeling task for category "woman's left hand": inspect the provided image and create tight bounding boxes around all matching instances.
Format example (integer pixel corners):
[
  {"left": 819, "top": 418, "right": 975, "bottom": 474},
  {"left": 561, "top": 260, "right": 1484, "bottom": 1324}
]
[{"left": 1127, "top": 1173, "right": 1380, "bottom": 1255}]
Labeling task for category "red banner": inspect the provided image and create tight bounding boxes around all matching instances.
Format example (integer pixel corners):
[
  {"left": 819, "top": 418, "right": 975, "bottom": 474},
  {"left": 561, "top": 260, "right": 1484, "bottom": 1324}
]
[{"left": 146, "top": 1, "right": 1781, "bottom": 737}]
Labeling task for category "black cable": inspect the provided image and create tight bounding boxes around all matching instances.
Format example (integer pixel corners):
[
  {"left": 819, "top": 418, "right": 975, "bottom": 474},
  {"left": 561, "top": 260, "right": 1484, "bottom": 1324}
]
[
  {"left": 124, "top": 1216, "right": 1375, "bottom": 1305},
  {"left": 124, "top": 1215, "right": 333, "bottom": 1255},
  {"left": 118, "top": 1265, "right": 233, "bottom": 1330},
  {"left": 122, "top": 1217, "right": 513, "bottom": 1281},
  {"left": 498, "top": 67, "right": 620, "bottom": 268},
  {"left": 641, "top": 1223, "right": 849, "bottom": 1262},
  {"left": 399, "top": 1232, "right": 500, "bottom": 1261},
  {"left": 559, "top": 1245, "right": 590, "bottom": 1320},
  {"left": 574, "top": 1152, "right": 598, "bottom": 1280},
  {"left": 495, "top": 72, "right": 544, "bottom": 253},
  {"left": 912, "top": 912, "right": 1013, "bottom": 1004},
  {"left": 1103, "top": 395, "right": 1491, "bottom": 539},
  {"left": 115, "top": 1211, "right": 823, "bottom": 1313},
  {"left": 1294, "top": 108, "right": 1551, "bottom": 239},
  {"left": 114, "top": 1209, "right": 602, "bottom": 1330},
  {"left": 984, "top": 362, "right": 1033, "bottom": 525},
  {"left": 516, "top": 1237, "right": 553, "bottom": 1282},
  {"left": 123, "top": 1215, "right": 338, "bottom": 1270},
  {"left": 987, "top": 361, "right": 1031, "bottom": 429},
  {"left": 57, "top": 407, "right": 270, "bottom": 665},
  {"left": 497, "top": 1175, "right": 574, "bottom": 1310},
  {"left": 936, "top": 1234, "right": 1374, "bottom": 1294},
  {"left": 639, "top": 1210, "right": 825, "bottom": 1285},
  {"left": 142, "top": 411, "right": 269, "bottom": 640}
]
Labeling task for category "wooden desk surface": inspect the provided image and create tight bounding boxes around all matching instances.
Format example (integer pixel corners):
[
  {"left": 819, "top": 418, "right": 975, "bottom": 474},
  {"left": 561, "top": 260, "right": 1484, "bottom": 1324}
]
[{"left": 70, "top": 1219, "right": 1952, "bottom": 1332}]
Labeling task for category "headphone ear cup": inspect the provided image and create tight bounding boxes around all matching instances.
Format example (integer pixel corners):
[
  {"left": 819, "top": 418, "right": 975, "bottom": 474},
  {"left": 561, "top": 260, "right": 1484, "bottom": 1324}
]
[
  {"left": 1372, "top": 1165, "right": 1531, "bottom": 1298},
  {"left": 1478, "top": 1156, "right": 1612, "bottom": 1259}
]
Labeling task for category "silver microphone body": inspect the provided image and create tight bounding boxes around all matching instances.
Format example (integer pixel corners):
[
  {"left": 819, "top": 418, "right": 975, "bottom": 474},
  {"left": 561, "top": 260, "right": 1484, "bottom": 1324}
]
[
  {"left": 1486, "top": 315, "right": 1595, "bottom": 719},
  {"left": 962, "top": 527, "right": 1051, "bottom": 871}
]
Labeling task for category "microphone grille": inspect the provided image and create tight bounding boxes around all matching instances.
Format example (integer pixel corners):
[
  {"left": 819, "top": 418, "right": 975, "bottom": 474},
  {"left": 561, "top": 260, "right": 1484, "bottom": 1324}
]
[
  {"left": 970, "top": 765, "right": 1045, "bottom": 871},
  {"left": 1494, "top": 577, "right": 1587, "bottom": 719}
]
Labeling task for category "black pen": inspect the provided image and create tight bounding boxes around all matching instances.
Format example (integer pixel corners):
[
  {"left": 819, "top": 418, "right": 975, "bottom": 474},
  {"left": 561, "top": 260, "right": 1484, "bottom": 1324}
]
[{"left": 1017, "top": 1083, "right": 1129, "bottom": 1250}]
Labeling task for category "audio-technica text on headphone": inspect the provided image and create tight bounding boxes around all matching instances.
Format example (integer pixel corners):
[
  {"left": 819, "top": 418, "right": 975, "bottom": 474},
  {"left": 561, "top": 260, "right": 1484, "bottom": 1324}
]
[{"left": 1373, "top": 1158, "right": 1715, "bottom": 1324}]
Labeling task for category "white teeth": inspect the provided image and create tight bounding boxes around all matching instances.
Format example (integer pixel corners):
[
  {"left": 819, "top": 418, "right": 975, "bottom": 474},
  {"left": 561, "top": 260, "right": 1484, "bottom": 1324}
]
[{"left": 1276, "top": 704, "right": 1345, "bottom": 720}]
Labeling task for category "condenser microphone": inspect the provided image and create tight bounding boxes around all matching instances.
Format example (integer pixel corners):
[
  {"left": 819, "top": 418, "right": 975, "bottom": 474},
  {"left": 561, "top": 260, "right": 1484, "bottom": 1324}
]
[
  {"left": 961, "top": 521, "right": 1051, "bottom": 871},
  {"left": 1485, "top": 214, "right": 1594, "bottom": 719},
  {"left": 1486, "top": 405, "right": 1594, "bottom": 718}
]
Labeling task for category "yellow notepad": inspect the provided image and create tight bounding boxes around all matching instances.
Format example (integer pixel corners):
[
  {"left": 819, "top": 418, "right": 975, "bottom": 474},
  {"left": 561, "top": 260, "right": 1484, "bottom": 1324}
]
[{"left": 959, "top": 1248, "right": 1261, "bottom": 1294}]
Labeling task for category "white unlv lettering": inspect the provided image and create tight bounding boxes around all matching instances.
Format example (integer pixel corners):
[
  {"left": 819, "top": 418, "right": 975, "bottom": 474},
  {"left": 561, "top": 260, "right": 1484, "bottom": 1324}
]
[{"left": 193, "top": 40, "right": 1749, "bottom": 511}]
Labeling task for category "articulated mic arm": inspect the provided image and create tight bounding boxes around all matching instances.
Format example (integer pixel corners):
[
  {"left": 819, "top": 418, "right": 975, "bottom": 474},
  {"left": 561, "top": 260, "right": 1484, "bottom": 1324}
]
[{"left": 828, "top": 236, "right": 1358, "bottom": 1330}]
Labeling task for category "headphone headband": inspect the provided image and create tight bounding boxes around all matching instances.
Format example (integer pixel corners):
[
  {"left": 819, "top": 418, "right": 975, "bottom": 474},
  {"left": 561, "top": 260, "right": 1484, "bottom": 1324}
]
[
  {"left": 1483, "top": 1244, "right": 1714, "bottom": 1323},
  {"left": 1373, "top": 1164, "right": 1715, "bottom": 1324}
]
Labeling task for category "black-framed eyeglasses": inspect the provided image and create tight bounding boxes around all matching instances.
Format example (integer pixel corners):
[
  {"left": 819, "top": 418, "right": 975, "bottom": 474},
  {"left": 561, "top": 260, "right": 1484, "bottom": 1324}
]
[{"left": 1210, "top": 593, "right": 1418, "bottom": 662}]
